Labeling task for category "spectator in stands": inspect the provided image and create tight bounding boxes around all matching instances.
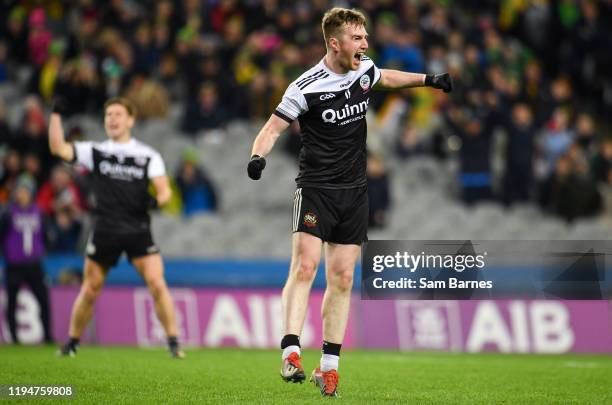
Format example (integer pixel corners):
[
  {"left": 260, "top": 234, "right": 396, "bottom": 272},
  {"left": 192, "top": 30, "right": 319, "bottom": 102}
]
[
  {"left": 366, "top": 155, "right": 391, "bottom": 228},
  {"left": 123, "top": 73, "right": 169, "bottom": 119},
  {"left": 378, "top": 17, "right": 424, "bottom": 73},
  {"left": 37, "top": 41, "right": 64, "bottom": 103},
  {"left": 36, "top": 165, "right": 86, "bottom": 217},
  {"left": 0, "top": 98, "right": 12, "bottom": 146},
  {"left": 54, "top": 57, "right": 103, "bottom": 116},
  {"left": 0, "top": 174, "right": 53, "bottom": 344},
  {"left": 599, "top": 167, "right": 612, "bottom": 225},
  {"left": 22, "top": 152, "right": 43, "bottom": 187},
  {"left": 46, "top": 199, "right": 83, "bottom": 253},
  {"left": 520, "top": 60, "right": 549, "bottom": 124},
  {"left": 0, "top": 41, "right": 7, "bottom": 83},
  {"left": 0, "top": 0, "right": 609, "bottom": 233},
  {"left": 157, "top": 52, "right": 180, "bottom": 97},
  {"left": 543, "top": 77, "right": 575, "bottom": 120},
  {"left": 502, "top": 103, "right": 537, "bottom": 205},
  {"left": 4, "top": 7, "right": 28, "bottom": 65},
  {"left": 396, "top": 126, "right": 427, "bottom": 159},
  {"left": 27, "top": 8, "right": 52, "bottom": 68},
  {"left": 192, "top": 54, "right": 240, "bottom": 119},
  {"left": 574, "top": 112, "right": 598, "bottom": 155},
  {"left": 540, "top": 152, "right": 601, "bottom": 222},
  {"left": 540, "top": 107, "right": 574, "bottom": 176},
  {"left": 175, "top": 148, "right": 218, "bottom": 216},
  {"left": 182, "top": 82, "right": 228, "bottom": 135},
  {"left": 131, "top": 23, "right": 160, "bottom": 75},
  {"left": 102, "top": 0, "right": 140, "bottom": 32},
  {"left": 65, "top": 10, "right": 100, "bottom": 60},
  {"left": 445, "top": 105, "right": 494, "bottom": 205},
  {"left": 591, "top": 138, "right": 612, "bottom": 184},
  {"left": 14, "top": 96, "right": 54, "bottom": 175},
  {"left": 245, "top": 71, "right": 275, "bottom": 121},
  {"left": 0, "top": 150, "right": 21, "bottom": 204}
]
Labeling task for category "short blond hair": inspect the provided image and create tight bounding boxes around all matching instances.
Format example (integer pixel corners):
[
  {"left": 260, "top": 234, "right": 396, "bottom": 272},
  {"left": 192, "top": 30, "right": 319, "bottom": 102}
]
[
  {"left": 321, "top": 7, "right": 367, "bottom": 43},
  {"left": 104, "top": 97, "right": 136, "bottom": 118}
]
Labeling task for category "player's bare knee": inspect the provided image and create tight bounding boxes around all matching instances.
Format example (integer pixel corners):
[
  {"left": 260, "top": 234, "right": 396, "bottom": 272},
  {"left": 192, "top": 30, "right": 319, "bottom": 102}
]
[
  {"left": 147, "top": 278, "right": 166, "bottom": 299},
  {"left": 82, "top": 281, "right": 103, "bottom": 302},
  {"left": 330, "top": 269, "right": 354, "bottom": 293},
  {"left": 293, "top": 258, "right": 318, "bottom": 283}
]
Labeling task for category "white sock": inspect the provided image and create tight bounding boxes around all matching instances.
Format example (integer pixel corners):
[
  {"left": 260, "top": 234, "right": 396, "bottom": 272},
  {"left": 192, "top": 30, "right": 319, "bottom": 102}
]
[
  {"left": 282, "top": 345, "right": 301, "bottom": 360},
  {"left": 320, "top": 354, "right": 339, "bottom": 372}
]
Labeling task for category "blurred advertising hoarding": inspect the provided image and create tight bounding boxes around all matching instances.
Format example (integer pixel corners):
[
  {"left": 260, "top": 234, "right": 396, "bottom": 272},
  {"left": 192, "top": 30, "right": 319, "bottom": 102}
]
[{"left": 1, "top": 287, "right": 611, "bottom": 353}]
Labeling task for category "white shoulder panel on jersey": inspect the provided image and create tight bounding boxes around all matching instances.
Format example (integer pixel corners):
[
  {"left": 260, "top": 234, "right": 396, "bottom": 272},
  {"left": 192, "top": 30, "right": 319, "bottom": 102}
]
[
  {"left": 146, "top": 149, "right": 166, "bottom": 178},
  {"left": 276, "top": 57, "right": 381, "bottom": 120},
  {"left": 275, "top": 64, "right": 330, "bottom": 122},
  {"left": 89, "top": 138, "right": 166, "bottom": 178},
  {"left": 300, "top": 57, "right": 381, "bottom": 94},
  {"left": 73, "top": 141, "right": 95, "bottom": 170},
  {"left": 275, "top": 81, "right": 309, "bottom": 122},
  {"left": 129, "top": 139, "right": 166, "bottom": 178}
]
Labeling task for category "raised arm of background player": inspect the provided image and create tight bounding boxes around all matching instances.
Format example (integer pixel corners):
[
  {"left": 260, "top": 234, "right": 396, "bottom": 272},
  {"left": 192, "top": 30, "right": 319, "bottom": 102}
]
[
  {"left": 47, "top": 99, "right": 172, "bottom": 207},
  {"left": 246, "top": 71, "right": 452, "bottom": 180}
]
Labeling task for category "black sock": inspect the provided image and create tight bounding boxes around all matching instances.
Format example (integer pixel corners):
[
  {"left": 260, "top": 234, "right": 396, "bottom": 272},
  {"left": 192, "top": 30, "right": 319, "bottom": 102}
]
[
  {"left": 322, "top": 341, "right": 341, "bottom": 356},
  {"left": 168, "top": 336, "right": 179, "bottom": 348},
  {"left": 280, "top": 334, "right": 300, "bottom": 349},
  {"left": 68, "top": 337, "right": 80, "bottom": 347}
]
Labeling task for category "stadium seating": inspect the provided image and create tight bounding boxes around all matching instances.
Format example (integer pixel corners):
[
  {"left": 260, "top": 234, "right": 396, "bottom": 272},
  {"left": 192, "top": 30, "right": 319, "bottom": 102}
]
[{"left": 2, "top": 87, "right": 608, "bottom": 260}]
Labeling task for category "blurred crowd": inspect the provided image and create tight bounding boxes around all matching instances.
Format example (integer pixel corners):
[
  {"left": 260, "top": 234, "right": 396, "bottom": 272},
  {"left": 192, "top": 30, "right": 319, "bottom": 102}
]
[{"left": 0, "top": 0, "right": 611, "bottom": 252}]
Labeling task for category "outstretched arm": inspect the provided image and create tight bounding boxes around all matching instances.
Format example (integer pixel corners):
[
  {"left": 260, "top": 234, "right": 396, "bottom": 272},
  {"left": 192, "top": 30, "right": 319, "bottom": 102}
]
[
  {"left": 48, "top": 112, "right": 75, "bottom": 161},
  {"left": 375, "top": 70, "right": 453, "bottom": 92},
  {"left": 247, "top": 114, "right": 290, "bottom": 180}
]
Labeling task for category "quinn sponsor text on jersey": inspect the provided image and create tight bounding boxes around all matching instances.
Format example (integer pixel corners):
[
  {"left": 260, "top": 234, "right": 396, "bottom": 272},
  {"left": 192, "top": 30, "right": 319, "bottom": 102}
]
[
  {"left": 72, "top": 138, "right": 165, "bottom": 233},
  {"left": 274, "top": 56, "right": 381, "bottom": 189}
]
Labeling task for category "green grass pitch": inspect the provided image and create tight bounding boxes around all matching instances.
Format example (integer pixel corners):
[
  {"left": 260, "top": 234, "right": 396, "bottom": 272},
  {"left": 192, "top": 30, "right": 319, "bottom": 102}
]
[{"left": 1, "top": 346, "right": 611, "bottom": 404}]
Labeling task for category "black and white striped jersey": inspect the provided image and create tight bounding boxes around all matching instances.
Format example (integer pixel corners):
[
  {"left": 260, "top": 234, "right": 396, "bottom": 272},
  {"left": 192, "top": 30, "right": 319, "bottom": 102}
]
[
  {"left": 274, "top": 56, "right": 381, "bottom": 189},
  {"left": 72, "top": 138, "right": 165, "bottom": 233}
]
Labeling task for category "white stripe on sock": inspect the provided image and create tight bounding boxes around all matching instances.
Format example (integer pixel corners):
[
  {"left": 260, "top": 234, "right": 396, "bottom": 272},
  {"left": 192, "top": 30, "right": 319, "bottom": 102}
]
[
  {"left": 320, "top": 354, "right": 339, "bottom": 371},
  {"left": 282, "top": 345, "right": 301, "bottom": 360}
]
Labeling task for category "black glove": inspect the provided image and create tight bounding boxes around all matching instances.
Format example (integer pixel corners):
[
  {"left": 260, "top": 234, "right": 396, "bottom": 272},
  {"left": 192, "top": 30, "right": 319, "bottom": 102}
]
[
  {"left": 425, "top": 73, "right": 453, "bottom": 93},
  {"left": 51, "top": 96, "right": 69, "bottom": 115},
  {"left": 247, "top": 155, "right": 266, "bottom": 180}
]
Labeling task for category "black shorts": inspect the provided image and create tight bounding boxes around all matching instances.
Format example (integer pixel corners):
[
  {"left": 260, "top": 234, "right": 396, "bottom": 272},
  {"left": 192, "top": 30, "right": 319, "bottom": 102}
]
[
  {"left": 292, "top": 186, "right": 368, "bottom": 245},
  {"left": 85, "top": 230, "right": 160, "bottom": 269}
]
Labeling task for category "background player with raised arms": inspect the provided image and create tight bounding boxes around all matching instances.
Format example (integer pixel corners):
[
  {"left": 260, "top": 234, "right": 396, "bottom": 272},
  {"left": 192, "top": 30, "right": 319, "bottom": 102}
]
[
  {"left": 49, "top": 97, "right": 185, "bottom": 358},
  {"left": 247, "top": 7, "right": 452, "bottom": 397}
]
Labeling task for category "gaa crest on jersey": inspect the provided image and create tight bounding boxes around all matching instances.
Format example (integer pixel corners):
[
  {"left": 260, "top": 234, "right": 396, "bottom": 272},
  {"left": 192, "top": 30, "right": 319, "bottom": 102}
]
[
  {"left": 360, "top": 74, "right": 370, "bottom": 91},
  {"left": 303, "top": 212, "right": 318, "bottom": 228},
  {"left": 135, "top": 156, "right": 147, "bottom": 166}
]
